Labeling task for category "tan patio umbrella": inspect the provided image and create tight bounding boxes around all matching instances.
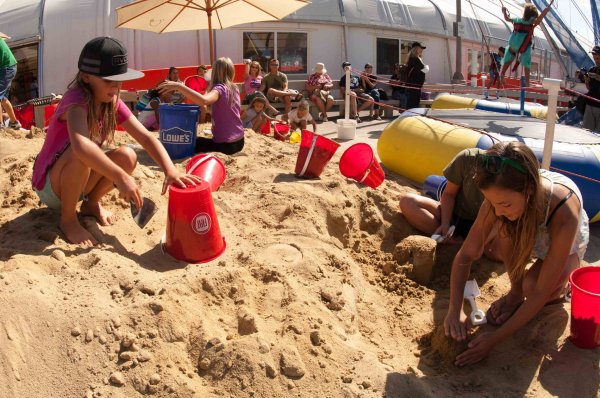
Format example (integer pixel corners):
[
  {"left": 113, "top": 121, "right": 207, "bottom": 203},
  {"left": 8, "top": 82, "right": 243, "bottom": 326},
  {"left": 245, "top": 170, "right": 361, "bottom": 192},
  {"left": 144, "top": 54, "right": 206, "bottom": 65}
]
[{"left": 115, "top": 0, "right": 311, "bottom": 65}]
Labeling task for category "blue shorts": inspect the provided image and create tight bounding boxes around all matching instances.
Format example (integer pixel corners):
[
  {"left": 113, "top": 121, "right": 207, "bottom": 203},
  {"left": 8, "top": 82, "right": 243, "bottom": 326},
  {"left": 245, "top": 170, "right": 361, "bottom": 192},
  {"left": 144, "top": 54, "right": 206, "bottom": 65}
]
[{"left": 0, "top": 65, "right": 17, "bottom": 100}]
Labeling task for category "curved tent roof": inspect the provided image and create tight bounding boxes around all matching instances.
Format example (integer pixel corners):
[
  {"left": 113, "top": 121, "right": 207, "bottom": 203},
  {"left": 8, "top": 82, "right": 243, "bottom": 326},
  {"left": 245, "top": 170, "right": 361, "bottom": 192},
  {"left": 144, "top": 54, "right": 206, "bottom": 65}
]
[{"left": 284, "top": 0, "right": 561, "bottom": 51}]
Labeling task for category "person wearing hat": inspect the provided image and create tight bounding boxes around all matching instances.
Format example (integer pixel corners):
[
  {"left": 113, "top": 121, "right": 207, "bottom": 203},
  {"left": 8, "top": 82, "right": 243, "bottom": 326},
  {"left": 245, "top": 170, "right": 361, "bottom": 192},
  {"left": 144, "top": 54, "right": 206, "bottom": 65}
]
[
  {"left": 31, "top": 37, "right": 201, "bottom": 246},
  {"left": 582, "top": 45, "right": 600, "bottom": 131},
  {"left": 0, "top": 32, "right": 22, "bottom": 129},
  {"left": 339, "top": 61, "right": 374, "bottom": 123},
  {"left": 184, "top": 64, "right": 211, "bottom": 123},
  {"left": 306, "top": 62, "right": 334, "bottom": 122},
  {"left": 406, "top": 42, "right": 429, "bottom": 110}
]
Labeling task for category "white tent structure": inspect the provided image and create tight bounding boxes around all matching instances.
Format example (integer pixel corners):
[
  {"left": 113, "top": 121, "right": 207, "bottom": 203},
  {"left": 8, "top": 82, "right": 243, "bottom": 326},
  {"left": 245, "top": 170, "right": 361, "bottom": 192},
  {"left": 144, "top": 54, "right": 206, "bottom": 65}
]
[{"left": 0, "top": 0, "right": 594, "bottom": 100}]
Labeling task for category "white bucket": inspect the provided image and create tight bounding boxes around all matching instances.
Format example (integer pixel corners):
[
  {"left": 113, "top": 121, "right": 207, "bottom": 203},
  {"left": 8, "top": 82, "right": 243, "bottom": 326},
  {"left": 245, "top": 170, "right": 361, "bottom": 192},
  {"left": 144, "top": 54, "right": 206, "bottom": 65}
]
[{"left": 336, "top": 119, "right": 357, "bottom": 140}]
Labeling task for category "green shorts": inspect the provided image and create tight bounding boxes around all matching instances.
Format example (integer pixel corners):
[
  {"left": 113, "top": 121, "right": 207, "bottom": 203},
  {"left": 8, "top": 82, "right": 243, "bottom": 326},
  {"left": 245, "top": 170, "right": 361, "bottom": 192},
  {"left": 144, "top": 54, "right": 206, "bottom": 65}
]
[{"left": 34, "top": 173, "right": 87, "bottom": 210}]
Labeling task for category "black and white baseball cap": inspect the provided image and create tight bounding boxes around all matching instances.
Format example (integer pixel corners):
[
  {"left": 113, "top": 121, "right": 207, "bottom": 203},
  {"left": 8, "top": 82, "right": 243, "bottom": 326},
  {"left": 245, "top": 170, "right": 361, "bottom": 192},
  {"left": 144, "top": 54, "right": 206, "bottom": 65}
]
[{"left": 78, "top": 37, "right": 144, "bottom": 81}]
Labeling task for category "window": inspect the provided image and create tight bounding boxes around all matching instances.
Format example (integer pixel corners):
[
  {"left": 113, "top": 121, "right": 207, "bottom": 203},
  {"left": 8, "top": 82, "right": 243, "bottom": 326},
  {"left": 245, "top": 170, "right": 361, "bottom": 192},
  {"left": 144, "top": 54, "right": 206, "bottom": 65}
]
[
  {"left": 9, "top": 43, "right": 39, "bottom": 103},
  {"left": 243, "top": 32, "right": 307, "bottom": 74},
  {"left": 376, "top": 38, "right": 411, "bottom": 75}
]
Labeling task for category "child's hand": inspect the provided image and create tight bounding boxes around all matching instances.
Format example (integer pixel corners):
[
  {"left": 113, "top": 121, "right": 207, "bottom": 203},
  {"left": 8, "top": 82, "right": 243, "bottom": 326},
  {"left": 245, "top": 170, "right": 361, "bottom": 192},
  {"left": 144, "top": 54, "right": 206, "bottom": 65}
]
[
  {"left": 115, "top": 174, "right": 143, "bottom": 210},
  {"left": 162, "top": 171, "right": 202, "bottom": 195},
  {"left": 443, "top": 309, "right": 469, "bottom": 342},
  {"left": 157, "top": 80, "right": 181, "bottom": 95},
  {"left": 454, "top": 331, "right": 498, "bottom": 366}
]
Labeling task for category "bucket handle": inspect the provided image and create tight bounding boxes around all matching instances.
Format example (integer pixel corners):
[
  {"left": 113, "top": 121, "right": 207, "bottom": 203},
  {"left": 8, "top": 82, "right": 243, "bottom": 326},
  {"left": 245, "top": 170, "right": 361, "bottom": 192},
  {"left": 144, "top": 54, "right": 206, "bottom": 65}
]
[
  {"left": 188, "top": 155, "right": 216, "bottom": 175},
  {"left": 358, "top": 158, "right": 374, "bottom": 183},
  {"left": 359, "top": 168, "right": 371, "bottom": 183},
  {"left": 298, "top": 134, "right": 318, "bottom": 177}
]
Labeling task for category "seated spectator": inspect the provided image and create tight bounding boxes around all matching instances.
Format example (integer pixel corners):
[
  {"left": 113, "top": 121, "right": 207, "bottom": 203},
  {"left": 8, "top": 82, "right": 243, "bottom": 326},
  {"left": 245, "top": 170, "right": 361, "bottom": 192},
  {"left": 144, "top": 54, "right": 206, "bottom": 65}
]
[
  {"left": 288, "top": 100, "right": 316, "bottom": 132},
  {"left": 339, "top": 61, "right": 373, "bottom": 123},
  {"left": 389, "top": 63, "right": 408, "bottom": 109},
  {"left": 306, "top": 62, "right": 334, "bottom": 122},
  {"left": 260, "top": 58, "right": 303, "bottom": 117},
  {"left": 360, "top": 63, "right": 383, "bottom": 120},
  {"left": 166, "top": 66, "right": 184, "bottom": 104},
  {"left": 136, "top": 88, "right": 172, "bottom": 131},
  {"left": 243, "top": 60, "right": 278, "bottom": 115},
  {"left": 184, "top": 65, "right": 210, "bottom": 123}
]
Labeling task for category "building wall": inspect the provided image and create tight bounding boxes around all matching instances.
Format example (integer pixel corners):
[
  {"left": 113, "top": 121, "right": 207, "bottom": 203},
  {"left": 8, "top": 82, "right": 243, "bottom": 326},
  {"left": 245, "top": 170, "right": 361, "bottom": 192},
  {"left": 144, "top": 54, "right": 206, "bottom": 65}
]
[{"left": 36, "top": 1, "right": 565, "bottom": 96}]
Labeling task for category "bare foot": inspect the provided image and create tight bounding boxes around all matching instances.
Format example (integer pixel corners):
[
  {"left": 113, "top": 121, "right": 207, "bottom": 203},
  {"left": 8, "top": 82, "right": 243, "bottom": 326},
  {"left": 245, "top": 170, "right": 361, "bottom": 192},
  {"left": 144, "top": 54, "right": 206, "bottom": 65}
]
[
  {"left": 80, "top": 201, "right": 114, "bottom": 226},
  {"left": 486, "top": 293, "right": 524, "bottom": 326},
  {"left": 59, "top": 219, "right": 98, "bottom": 246}
]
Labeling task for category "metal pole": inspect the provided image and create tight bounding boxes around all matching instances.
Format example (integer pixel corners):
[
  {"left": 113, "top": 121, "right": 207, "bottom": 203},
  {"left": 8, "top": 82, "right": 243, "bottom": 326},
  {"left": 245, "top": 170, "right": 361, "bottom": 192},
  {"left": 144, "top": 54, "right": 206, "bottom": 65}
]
[
  {"left": 344, "top": 66, "right": 350, "bottom": 120},
  {"left": 541, "top": 78, "right": 561, "bottom": 170},
  {"left": 452, "top": 0, "right": 464, "bottom": 83},
  {"left": 520, "top": 75, "right": 525, "bottom": 116},
  {"left": 207, "top": 10, "right": 214, "bottom": 65}
]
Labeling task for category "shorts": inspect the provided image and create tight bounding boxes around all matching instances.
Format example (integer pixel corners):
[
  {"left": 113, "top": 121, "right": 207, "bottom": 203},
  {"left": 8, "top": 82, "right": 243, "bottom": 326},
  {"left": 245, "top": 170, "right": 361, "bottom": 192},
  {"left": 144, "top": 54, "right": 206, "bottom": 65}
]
[
  {"left": 34, "top": 173, "right": 62, "bottom": 210},
  {"left": 0, "top": 65, "right": 17, "bottom": 100},
  {"left": 451, "top": 213, "right": 475, "bottom": 239},
  {"left": 503, "top": 46, "right": 532, "bottom": 68},
  {"left": 34, "top": 172, "right": 87, "bottom": 210}
]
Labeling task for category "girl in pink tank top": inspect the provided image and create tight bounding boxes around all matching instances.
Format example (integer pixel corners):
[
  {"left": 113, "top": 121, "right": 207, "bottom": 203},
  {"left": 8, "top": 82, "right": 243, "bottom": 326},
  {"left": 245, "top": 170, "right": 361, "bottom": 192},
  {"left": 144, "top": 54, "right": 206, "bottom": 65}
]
[{"left": 32, "top": 37, "right": 200, "bottom": 246}]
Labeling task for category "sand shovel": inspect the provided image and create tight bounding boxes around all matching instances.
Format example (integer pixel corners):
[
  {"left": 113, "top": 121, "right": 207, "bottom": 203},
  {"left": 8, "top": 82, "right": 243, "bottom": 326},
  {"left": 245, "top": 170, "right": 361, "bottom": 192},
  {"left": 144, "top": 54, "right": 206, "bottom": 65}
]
[
  {"left": 431, "top": 225, "right": 455, "bottom": 243},
  {"left": 464, "top": 279, "right": 487, "bottom": 325},
  {"left": 130, "top": 197, "right": 158, "bottom": 228}
]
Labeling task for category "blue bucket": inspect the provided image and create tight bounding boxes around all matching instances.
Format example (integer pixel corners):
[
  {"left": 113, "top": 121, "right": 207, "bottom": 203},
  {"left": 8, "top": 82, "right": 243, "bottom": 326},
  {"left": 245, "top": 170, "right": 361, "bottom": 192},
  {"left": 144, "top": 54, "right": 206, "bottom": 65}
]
[
  {"left": 423, "top": 175, "right": 447, "bottom": 201},
  {"left": 158, "top": 104, "right": 199, "bottom": 160}
]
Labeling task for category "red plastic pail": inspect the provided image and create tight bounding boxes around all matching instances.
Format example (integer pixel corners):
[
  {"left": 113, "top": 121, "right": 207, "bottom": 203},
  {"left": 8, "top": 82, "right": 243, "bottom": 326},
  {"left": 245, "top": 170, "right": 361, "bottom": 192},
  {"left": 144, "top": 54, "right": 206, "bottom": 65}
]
[
  {"left": 165, "top": 180, "right": 226, "bottom": 263},
  {"left": 273, "top": 122, "right": 290, "bottom": 141},
  {"left": 294, "top": 130, "right": 340, "bottom": 178},
  {"left": 185, "top": 154, "right": 226, "bottom": 192},
  {"left": 569, "top": 266, "right": 600, "bottom": 348},
  {"left": 339, "top": 143, "right": 385, "bottom": 188},
  {"left": 260, "top": 121, "right": 271, "bottom": 135}
]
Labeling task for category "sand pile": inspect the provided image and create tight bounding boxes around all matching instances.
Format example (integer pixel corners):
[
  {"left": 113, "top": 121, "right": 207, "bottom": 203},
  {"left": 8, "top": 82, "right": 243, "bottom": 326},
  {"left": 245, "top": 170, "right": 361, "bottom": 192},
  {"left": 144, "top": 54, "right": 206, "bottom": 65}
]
[{"left": 0, "top": 126, "right": 599, "bottom": 398}]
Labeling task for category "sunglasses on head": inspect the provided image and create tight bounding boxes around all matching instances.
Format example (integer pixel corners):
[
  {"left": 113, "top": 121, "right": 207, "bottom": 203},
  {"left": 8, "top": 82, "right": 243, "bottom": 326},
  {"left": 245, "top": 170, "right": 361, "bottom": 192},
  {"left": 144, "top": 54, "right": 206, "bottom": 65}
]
[{"left": 479, "top": 154, "right": 527, "bottom": 174}]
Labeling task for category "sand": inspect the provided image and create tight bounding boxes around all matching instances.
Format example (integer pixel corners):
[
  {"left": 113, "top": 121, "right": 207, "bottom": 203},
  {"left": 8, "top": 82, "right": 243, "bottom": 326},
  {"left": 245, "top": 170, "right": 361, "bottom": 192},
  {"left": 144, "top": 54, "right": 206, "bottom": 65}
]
[{"left": 0, "top": 124, "right": 599, "bottom": 398}]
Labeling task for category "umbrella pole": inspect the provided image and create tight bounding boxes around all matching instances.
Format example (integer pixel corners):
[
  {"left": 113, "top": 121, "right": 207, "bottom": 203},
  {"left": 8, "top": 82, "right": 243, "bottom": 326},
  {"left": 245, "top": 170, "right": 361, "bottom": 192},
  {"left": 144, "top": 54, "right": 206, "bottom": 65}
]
[{"left": 208, "top": 10, "right": 214, "bottom": 65}]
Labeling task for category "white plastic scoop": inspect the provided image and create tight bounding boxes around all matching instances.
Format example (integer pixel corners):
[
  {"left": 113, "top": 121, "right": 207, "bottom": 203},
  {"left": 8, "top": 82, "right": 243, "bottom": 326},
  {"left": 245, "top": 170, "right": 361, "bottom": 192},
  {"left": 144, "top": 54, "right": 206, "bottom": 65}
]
[
  {"left": 464, "top": 279, "right": 487, "bottom": 326},
  {"left": 431, "top": 225, "right": 455, "bottom": 243}
]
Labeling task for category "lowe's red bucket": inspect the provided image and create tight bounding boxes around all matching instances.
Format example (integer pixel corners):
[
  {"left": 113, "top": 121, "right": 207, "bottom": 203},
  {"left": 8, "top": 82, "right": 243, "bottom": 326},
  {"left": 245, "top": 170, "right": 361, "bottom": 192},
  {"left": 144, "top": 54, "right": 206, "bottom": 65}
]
[
  {"left": 294, "top": 130, "right": 340, "bottom": 178},
  {"left": 165, "top": 180, "right": 226, "bottom": 263},
  {"left": 569, "top": 266, "right": 600, "bottom": 348},
  {"left": 185, "top": 154, "right": 226, "bottom": 192},
  {"left": 339, "top": 143, "right": 385, "bottom": 188},
  {"left": 159, "top": 104, "right": 199, "bottom": 160},
  {"left": 423, "top": 175, "right": 447, "bottom": 200}
]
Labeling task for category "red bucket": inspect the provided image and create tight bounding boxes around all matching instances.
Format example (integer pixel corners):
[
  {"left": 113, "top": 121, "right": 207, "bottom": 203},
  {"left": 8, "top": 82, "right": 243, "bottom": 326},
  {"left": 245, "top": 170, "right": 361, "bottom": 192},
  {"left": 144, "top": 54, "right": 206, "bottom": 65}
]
[
  {"left": 164, "top": 180, "right": 226, "bottom": 263},
  {"left": 185, "top": 154, "right": 226, "bottom": 192},
  {"left": 569, "top": 266, "right": 600, "bottom": 348},
  {"left": 260, "top": 121, "right": 271, "bottom": 135},
  {"left": 294, "top": 130, "right": 340, "bottom": 178},
  {"left": 339, "top": 143, "right": 385, "bottom": 188},
  {"left": 273, "top": 122, "right": 290, "bottom": 141}
]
